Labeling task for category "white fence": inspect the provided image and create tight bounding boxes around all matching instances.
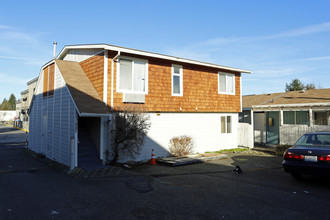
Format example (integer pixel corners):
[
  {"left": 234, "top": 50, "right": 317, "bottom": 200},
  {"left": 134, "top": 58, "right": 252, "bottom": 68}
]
[
  {"left": 280, "top": 124, "right": 330, "bottom": 145},
  {"left": 238, "top": 123, "right": 254, "bottom": 148},
  {"left": 0, "top": 111, "right": 16, "bottom": 121}
]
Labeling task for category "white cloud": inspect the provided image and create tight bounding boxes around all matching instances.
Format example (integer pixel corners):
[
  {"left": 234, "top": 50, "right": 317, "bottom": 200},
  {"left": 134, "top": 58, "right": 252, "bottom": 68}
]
[
  {"left": 0, "top": 73, "right": 29, "bottom": 85},
  {"left": 0, "top": 30, "right": 39, "bottom": 45},
  {"left": 0, "top": 25, "right": 9, "bottom": 29},
  {"left": 0, "top": 55, "right": 35, "bottom": 61},
  {"left": 268, "top": 22, "right": 330, "bottom": 39},
  {"left": 165, "top": 48, "right": 213, "bottom": 62},
  {"left": 195, "top": 22, "right": 330, "bottom": 48},
  {"left": 299, "top": 56, "right": 330, "bottom": 61}
]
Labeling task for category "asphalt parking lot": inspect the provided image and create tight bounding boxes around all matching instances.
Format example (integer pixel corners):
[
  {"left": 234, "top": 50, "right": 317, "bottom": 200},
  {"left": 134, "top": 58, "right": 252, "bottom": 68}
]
[{"left": 1, "top": 123, "right": 330, "bottom": 220}]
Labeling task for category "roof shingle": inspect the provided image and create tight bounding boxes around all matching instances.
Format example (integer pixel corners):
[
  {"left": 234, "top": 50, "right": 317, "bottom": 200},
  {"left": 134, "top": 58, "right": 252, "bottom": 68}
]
[{"left": 55, "top": 59, "right": 110, "bottom": 116}]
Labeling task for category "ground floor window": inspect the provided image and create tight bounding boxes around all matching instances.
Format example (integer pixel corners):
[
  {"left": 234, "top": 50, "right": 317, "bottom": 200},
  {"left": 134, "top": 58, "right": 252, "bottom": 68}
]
[
  {"left": 283, "top": 111, "right": 309, "bottom": 125},
  {"left": 239, "top": 110, "right": 251, "bottom": 124},
  {"left": 221, "top": 116, "right": 232, "bottom": 133},
  {"left": 314, "top": 111, "right": 328, "bottom": 125}
]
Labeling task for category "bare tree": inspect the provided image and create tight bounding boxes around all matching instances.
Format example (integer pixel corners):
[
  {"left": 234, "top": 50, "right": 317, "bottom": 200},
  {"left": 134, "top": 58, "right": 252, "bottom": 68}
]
[{"left": 109, "top": 105, "right": 151, "bottom": 163}]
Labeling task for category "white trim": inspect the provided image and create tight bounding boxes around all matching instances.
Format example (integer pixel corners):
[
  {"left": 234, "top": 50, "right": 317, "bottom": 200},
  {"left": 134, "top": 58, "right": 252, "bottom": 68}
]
[
  {"left": 220, "top": 115, "right": 232, "bottom": 134},
  {"left": 74, "top": 111, "right": 78, "bottom": 167},
  {"left": 100, "top": 117, "right": 105, "bottom": 161},
  {"left": 80, "top": 113, "right": 111, "bottom": 117},
  {"left": 103, "top": 50, "right": 108, "bottom": 104},
  {"left": 57, "top": 44, "right": 252, "bottom": 74},
  {"left": 240, "top": 73, "right": 242, "bottom": 112},
  {"left": 253, "top": 102, "right": 330, "bottom": 109},
  {"left": 309, "top": 108, "right": 313, "bottom": 126},
  {"left": 116, "top": 56, "right": 149, "bottom": 95},
  {"left": 111, "top": 51, "right": 121, "bottom": 110},
  {"left": 171, "top": 64, "right": 183, "bottom": 96},
  {"left": 218, "top": 72, "right": 235, "bottom": 95},
  {"left": 27, "top": 77, "right": 38, "bottom": 85}
]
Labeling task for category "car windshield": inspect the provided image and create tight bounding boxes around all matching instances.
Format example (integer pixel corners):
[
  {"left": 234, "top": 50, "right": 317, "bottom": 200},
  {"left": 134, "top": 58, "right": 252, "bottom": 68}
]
[{"left": 296, "top": 134, "right": 330, "bottom": 147}]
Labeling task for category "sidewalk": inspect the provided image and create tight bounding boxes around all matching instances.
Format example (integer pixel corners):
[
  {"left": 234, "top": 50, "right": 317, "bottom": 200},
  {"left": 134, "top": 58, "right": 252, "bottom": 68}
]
[
  {"left": 126, "top": 149, "right": 283, "bottom": 178},
  {"left": 0, "top": 123, "right": 28, "bottom": 144}
]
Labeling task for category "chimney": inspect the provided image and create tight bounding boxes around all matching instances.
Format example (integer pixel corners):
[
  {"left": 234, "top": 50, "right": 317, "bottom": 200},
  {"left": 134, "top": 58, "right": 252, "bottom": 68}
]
[{"left": 53, "top": 42, "right": 57, "bottom": 58}]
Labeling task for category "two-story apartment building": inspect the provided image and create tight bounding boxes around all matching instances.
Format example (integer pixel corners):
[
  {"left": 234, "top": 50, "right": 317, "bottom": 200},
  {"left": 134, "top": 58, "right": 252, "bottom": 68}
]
[
  {"left": 18, "top": 77, "right": 38, "bottom": 130},
  {"left": 28, "top": 44, "right": 251, "bottom": 169}
]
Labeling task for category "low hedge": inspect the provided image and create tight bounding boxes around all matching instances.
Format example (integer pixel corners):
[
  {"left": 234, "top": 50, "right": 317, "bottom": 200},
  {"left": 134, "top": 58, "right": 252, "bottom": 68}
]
[{"left": 275, "top": 144, "right": 292, "bottom": 156}]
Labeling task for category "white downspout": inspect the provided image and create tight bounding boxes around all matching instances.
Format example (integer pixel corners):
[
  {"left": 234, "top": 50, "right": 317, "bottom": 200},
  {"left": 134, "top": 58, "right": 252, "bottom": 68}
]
[
  {"left": 103, "top": 50, "right": 108, "bottom": 104},
  {"left": 111, "top": 51, "right": 121, "bottom": 111}
]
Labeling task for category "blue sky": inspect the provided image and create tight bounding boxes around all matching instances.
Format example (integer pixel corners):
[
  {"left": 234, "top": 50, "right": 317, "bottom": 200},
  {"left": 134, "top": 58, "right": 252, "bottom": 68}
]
[{"left": 1, "top": 0, "right": 330, "bottom": 102}]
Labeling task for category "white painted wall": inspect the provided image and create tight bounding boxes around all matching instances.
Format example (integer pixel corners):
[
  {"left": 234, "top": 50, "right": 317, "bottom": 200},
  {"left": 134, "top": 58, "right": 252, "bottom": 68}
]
[
  {"left": 29, "top": 64, "right": 77, "bottom": 167},
  {"left": 238, "top": 123, "right": 254, "bottom": 148},
  {"left": 0, "top": 111, "right": 16, "bottom": 121},
  {"left": 128, "top": 113, "right": 238, "bottom": 162},
  {"left": 63, "top": 49, "right": 103, "bottom": 62}
]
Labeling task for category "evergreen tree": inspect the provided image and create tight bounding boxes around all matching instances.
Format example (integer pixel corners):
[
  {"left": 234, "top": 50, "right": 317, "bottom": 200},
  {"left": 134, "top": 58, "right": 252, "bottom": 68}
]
[
  {"left": 8, "top": 94, "right": 16, "bottom": 110},
  {"left": 285, "top": 79, "right": 316, "bottom": 92},
  {"left": 1, "top": 98, "right": 9, "bottom": 110},
  {"left": 285, "top": 79, "right": 305, "bottom": 91},
  {"left": 305, "top": 83, "right": 316, "bottom": 90}
]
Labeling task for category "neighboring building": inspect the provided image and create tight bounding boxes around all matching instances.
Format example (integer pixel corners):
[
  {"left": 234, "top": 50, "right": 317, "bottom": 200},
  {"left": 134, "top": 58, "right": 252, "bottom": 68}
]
[
  {"left": 28, "top": 44, "right": 251, "bottom": 169},
  {"left": 15, "top": 100, "right": 21, "bottom": 120},
  {"left": 0, "top": 110, "right": 16, "bottom": 122},
  {"left": 17, "top": 77, "right": 38, "bottom": 130},
  {"left": 242, "top": 89, "right": 330, "bottom": 146}
]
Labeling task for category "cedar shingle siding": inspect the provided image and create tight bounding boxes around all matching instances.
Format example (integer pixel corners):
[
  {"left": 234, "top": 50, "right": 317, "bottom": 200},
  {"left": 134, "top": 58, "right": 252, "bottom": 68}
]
[
  {"left": 79, "top": 52, "right": 104, "bottom": 100},
  {"left": 82, "top": 51, "right": 242, "bottom": 112},
  {"left": 43, "top": 63, "right": 55, "bottom": 97}
]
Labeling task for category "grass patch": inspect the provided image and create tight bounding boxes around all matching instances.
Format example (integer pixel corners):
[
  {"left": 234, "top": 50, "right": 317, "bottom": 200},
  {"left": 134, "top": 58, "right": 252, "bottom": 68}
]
[{"left": 205, "top": 147, "right": 248, "bottom": 154}]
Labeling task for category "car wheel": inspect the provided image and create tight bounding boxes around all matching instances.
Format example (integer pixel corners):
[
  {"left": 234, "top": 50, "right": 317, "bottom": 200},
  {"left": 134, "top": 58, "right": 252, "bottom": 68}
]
[{"left": 291, "top": 173, "right": 302, "bottom": 179}]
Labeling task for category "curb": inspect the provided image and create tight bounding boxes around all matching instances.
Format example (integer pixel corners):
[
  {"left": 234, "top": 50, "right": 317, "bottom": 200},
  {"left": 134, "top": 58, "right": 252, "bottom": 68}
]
[
  {"left": 157, "top": 154, "right": 228, "bottom": 166},
  {"left": 0, "top": 167, "right": 38, "bottom": 173},
  {"left": 4, "top": 123, "right": 29, "bottom": 133},
  {"left": 68, "top": 167, "right": 136, "bottom": 178}
]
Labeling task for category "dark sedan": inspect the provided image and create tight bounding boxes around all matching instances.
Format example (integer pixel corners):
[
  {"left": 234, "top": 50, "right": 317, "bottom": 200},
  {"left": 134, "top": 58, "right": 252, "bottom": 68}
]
[{"left": 282, "top": 132, "right": 330, "bottom": 178}]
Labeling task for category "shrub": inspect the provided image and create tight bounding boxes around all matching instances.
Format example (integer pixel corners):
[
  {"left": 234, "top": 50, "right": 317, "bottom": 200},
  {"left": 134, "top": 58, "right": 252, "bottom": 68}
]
[
  {"left": 275, "top": 144, "right": 292, "bottom": 156},
  {"left": 169, "top": 136, "right": 194, "bottom": 157},
  {"left": 110, "top": 105, "right": 151, "bottom": 163}
]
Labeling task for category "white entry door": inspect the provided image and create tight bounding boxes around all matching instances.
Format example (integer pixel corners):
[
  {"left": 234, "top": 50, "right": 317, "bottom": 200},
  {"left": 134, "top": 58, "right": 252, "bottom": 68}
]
[
  {"left": 254, "top": 113, "right": 266, "bottom": 144},
  {"left": 41, "top": 115, "right": 48, "bottom": 154}
]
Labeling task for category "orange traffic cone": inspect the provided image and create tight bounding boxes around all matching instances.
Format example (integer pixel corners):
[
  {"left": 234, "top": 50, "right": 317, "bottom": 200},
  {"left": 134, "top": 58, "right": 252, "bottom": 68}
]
[{"left": 150, "top": 149, "right": 157, "bottom": 165}]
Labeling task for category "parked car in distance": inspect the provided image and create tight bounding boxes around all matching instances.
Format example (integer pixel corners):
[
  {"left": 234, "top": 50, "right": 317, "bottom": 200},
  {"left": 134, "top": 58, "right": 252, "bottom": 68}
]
[{"left": 283, "top": 132, "right": 330, "bottom": 178}]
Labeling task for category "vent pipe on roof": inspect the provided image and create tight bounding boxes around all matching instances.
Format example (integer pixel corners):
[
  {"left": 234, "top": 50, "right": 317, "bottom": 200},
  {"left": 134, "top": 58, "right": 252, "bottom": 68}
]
[{"left": 53, "top": 42, "right": 57, "bottom": 58}]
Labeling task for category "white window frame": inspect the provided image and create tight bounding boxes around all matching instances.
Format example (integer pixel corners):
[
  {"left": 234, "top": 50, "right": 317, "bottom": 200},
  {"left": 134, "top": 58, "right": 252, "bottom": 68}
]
[
  {"left": 221, "top": 115, "right": 232, "bottom": 134},
  {"left": 171, "top": 64, "right": 183, "bottom": 96},
  {"left": 218, "top": 72, "right": 235, "bottom": 95},
  {"left": 116, "top": 56, "right": 148, "bottom": 94}
]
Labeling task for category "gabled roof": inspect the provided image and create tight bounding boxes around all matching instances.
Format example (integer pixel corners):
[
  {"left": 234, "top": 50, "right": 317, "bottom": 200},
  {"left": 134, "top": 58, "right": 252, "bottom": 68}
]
[
  {"left": 55, "top": 59, "right": 110, "bottom": 116},
  {"left": 57, "top": 43, "right": 252, "bottom": 74},
  {"left": 243, "top": 88, "right": 330, "bottom": 108}
]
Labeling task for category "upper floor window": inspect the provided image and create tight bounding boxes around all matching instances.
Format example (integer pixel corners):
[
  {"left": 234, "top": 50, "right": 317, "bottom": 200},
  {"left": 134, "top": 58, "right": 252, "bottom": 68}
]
[
  {"left": 117, "top": 57, "right": 148, "bottom": 94},
  {"left": 172, "top": 64, "right": 183, "bottom": 96},
  {"left": 43, "top": 63, "right": 55, "bottom": 97},
  {"left": 218, "top": 72, "right": 235, "bottom": 95}
]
